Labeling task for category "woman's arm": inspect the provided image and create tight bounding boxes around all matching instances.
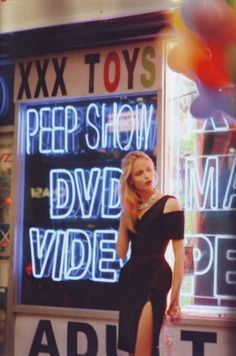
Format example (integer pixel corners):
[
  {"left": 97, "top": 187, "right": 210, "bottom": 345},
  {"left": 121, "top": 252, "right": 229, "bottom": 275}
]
[
  {"left": 167, "top": 239, "right": 185, "bottom": 319},
  {"left": 164, "top": 197, "right": 185, "bottom": 320},
  {"left": 116, "top": 213, "right": 130, "bottom": 259}
]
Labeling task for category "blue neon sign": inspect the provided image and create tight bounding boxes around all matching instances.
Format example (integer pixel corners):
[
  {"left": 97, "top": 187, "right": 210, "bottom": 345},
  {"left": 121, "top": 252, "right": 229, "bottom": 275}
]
[
  {"left": 29, "top": 227, "right": 120, "bottom": 282},
  {"left": 26, "top": 98, "right": 157, "bottom": 155},
  {"left": 0, "top": 77, "right": 8, "bottom": 118},
  {"left": 20, "top": 93, "right": 158, "bottom": 308},
  {"left": 0, "top": 64, "right": 15, "bottom": 126},
  {"left": 49, "top": 167, "right": 121, "bottom": 219}
]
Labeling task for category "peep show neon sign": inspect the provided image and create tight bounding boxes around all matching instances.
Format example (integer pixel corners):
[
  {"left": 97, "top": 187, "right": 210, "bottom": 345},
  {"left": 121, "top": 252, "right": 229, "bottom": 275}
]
[
  {"left": 26, "top": 101, "right": 156, "bottom": 154},
  {"left": 22, "top": 94, "right": 157, "bottom": 283}
]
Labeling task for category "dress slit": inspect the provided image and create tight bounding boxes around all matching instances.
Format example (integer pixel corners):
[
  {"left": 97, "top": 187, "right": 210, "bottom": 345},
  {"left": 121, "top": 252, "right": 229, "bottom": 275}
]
[{"left": 134, "top": 299, "right": 154, "bottom": 355}]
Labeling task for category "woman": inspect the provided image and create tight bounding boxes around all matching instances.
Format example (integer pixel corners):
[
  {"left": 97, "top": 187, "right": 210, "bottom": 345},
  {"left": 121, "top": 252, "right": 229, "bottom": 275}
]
[{"left": 116, "top": 151, "right": 184, "bottom": 356}]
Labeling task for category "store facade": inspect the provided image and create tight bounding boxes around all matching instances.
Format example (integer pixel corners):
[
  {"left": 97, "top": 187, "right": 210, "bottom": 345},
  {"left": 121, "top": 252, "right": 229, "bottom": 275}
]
[{"left": 0, "top": 1, "right": 235, "bottom": 355}]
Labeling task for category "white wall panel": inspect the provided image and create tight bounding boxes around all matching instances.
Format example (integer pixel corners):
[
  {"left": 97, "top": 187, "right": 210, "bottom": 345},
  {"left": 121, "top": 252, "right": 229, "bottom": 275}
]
[{"left": 0, "top": 0, "right": 180, "bottom": 34}]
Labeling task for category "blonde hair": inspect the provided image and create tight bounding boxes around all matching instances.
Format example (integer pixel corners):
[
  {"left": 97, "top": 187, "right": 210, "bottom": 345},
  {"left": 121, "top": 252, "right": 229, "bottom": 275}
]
[{"left": 120, "top": 151, "right": 156, "bottom": 231}]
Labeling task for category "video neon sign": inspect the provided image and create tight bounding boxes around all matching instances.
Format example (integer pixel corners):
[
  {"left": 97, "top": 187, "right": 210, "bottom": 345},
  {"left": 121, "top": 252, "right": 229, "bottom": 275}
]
[
  {"left": 29, "top": 228, "right": 121, "bottom": 282},
  {"left": 23, "top": 94, "right": 157, "bottom": 283}
]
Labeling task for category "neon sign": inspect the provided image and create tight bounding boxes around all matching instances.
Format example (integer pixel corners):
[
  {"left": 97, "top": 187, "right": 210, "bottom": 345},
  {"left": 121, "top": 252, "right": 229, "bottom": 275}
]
[
  {"left": 182, "top": 234, "right": 236, "bottom": 300},
  {"left": 26, "top": 100, "right": 156, "bottom": 154},
  {"left": 29, "top": 227, "right": 120, "bottom": 282},
  {"left": 49, "top": 167, "right": 121, "bottom": 219},
  {"left": 184, "top": 154, "right": 236, "bottom": 211},
  {"left": 0, "top": 77, "right": 8, "bottom": 118},
  {"left": 191, "top": 112, "right": 234, "bottom": 133},
  {"left": 20, "top": 93, "right": 157, "bottom": 296},
  {"left": 165, "top": 54, "right": 236, "bottom": 310}
]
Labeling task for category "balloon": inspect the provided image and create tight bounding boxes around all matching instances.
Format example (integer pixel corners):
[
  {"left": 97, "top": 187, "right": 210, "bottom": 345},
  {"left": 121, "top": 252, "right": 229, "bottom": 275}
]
[
  {"left": 190, "top": 95, "right": 214, "bottom": 118},
  {"left": 169, "top": 0, "right": 236, "bottom": 120},
  {"left": 167, "top": 43, "right": 189, "bottom": 75},
  {"left": 170, "top": 8, "right": 192, "bottom": 35},
  {"left": 217, "top": 87, "right": 236, "bottom": 118},
  {"left": 167, "top": 34, "right": 209, "bottom": 80},
  {"left": 225, "top": 0, "right": 236, "bottom": 10},
  {"left": 167, "top": 41, "right": 194, "bottom": 78},
  {"left": 180, "top": 1, "right": 202, "bottom": 31},
  {"left": 191, "top": 85, "right": 236, "bottom": 119},
  {"left": 226, "top": 44, "right": 236, "bottom": 84},
  {"left": 169, "top": 1, "right": 236, "bottom": 86},
  {"left": 195, "top": 44, "right": 231, "bottom": 88},
  {"left": 181, "top": 0, "right": 236, "bottom": 44}
]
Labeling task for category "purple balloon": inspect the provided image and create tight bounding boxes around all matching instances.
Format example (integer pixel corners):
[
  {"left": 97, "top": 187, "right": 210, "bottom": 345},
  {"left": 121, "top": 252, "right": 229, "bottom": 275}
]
[
  {"left": 217, "top": 88, "right": 236, "bottom": 119},
  {"left": 181, "top": 0, "right": 232, "bottom": 42},
  {"left": 190, "top": 95, "right": 214, "bottom": 119},
  {"left": 190, "top": 85, "right": 236, "bottom": 120},
  {"left": 181, "top": 0, "right": 200, "bottom": 32}
]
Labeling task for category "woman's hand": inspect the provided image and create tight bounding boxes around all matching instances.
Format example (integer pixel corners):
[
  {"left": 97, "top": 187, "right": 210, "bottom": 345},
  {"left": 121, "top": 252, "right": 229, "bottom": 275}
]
[
  {"left": 166, "top": 304, "right": 181, "bottom": 323},
  {"left": 167, "top": 238, "right": 184, "bottom": 323}
]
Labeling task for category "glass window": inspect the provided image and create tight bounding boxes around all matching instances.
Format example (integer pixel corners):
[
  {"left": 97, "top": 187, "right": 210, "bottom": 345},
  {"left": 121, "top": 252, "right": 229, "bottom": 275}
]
[
  {"left": 17, "top": 92, "right": 158, "bottom": 309},
  {"left": 0, "top": 132, "right": 13, "bottom": 355},
  {"left": 165, "top": 41, "right": 236, "bottom": 314}
]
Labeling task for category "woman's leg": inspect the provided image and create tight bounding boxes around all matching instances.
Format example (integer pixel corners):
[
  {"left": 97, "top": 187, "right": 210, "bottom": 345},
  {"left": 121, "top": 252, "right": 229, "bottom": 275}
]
[{"left": 133, "top": 301, "right": 153, "bottom": 356}]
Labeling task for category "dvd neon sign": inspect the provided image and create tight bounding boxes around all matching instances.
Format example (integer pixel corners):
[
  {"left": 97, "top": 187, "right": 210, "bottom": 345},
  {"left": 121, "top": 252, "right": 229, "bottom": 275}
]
[{"left": 50, "top": 167, "right": 121, "bottom": 219}]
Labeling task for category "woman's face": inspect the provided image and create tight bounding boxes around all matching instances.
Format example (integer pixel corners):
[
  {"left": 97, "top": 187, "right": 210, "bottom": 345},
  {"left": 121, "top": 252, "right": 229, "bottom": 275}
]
[{"left": 129, "top": 157, "right": 156, "bottom": 193}]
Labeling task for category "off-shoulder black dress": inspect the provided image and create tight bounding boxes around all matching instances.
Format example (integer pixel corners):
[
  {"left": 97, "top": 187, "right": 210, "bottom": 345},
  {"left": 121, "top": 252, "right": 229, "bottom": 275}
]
[{"left": 118, "top": 195, "right": 184, "bottom": 356}]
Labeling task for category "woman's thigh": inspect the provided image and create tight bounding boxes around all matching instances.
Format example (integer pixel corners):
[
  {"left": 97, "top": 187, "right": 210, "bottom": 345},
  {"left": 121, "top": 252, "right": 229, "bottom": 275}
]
[{"left": 134, "top": 301, "right": 153, "bottom": 356}]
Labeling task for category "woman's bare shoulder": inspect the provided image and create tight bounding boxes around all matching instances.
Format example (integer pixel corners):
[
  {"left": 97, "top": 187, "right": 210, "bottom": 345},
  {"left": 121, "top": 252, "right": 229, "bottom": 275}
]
[{"left": 164, "top": 197, "right": 182, "bottom": 213}]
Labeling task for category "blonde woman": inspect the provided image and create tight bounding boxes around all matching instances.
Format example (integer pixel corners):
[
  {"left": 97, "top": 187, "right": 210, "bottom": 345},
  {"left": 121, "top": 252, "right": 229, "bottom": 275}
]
[{"left": 116, "top": 151, "right": 184, "bottom": 356}]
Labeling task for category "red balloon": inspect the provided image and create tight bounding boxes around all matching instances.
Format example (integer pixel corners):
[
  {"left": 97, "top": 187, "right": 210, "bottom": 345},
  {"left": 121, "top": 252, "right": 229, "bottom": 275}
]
[{"left": 195, "top": 44, "right": 231, "bottom": 88}]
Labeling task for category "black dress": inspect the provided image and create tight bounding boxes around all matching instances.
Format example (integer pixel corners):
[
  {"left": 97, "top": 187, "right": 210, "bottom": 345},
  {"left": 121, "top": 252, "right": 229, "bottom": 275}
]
[{"left": 118, "top": 195, "right": 184, "bottom": 356}]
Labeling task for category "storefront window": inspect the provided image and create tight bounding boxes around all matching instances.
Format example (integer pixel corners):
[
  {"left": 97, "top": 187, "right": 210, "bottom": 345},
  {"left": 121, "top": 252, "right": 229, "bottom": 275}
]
[
  {"left": 0, "top": 62, "right": 14, "bottom": 356},
  {"left": 17, "top": 92, "right": 158, "bottom": 309},
  {"left": 165, "top": 42, "right": 236, "bottom": 314},
  {"left": 0, "top": 133, "right": 13, "bottom": 355}
]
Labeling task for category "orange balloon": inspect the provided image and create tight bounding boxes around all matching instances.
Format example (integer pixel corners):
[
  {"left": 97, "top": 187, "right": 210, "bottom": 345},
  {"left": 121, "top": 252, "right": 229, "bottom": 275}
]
[
  {"left": 167, "top": 42, "right": 190, "bottom": 76},
  {"left": 167, "top": 34, "right": 209, "bottom": 80}
]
